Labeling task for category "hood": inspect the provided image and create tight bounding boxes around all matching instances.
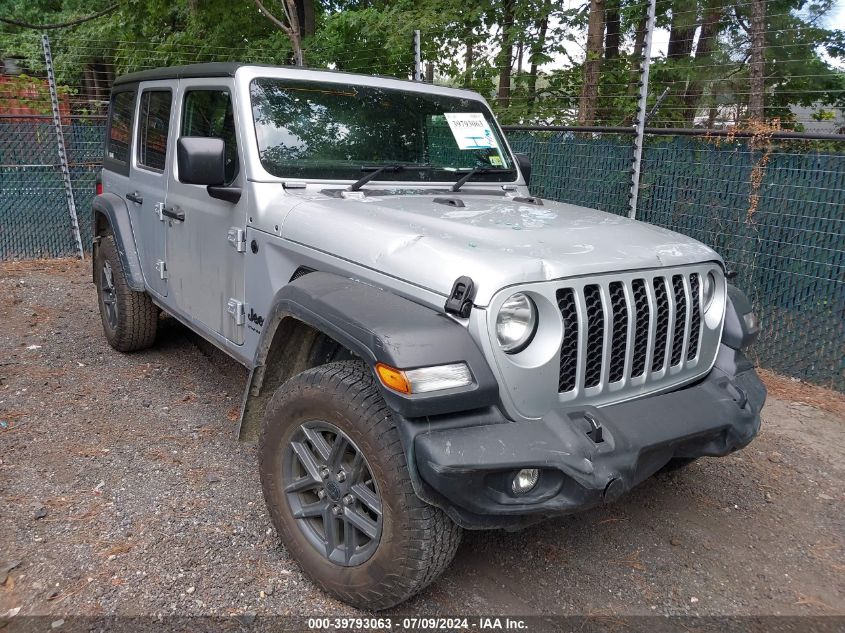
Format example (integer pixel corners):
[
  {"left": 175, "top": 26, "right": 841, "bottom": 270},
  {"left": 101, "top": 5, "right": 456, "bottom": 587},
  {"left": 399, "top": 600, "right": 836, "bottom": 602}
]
[{"left": 281, "top": 191, "right": 721, "bottom": 306}]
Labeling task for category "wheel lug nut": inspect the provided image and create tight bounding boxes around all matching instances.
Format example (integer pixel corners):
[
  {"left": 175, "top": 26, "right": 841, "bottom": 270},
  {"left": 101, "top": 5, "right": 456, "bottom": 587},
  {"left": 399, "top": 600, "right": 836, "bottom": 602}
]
[
  {"left": 317, "top": 489, "right": 326, "bottom": 500},
  {"left": 336, "top": 471, "right": 346, "bottom": 482},
  {"left": 342, "top": 494, "right": 354, "bottom": 506},
  {"left": 331, "top": 505, "right": 342, "bottom": 516},
  {"left": 320, "top": 467, "right": 330, "bottom": 479}
]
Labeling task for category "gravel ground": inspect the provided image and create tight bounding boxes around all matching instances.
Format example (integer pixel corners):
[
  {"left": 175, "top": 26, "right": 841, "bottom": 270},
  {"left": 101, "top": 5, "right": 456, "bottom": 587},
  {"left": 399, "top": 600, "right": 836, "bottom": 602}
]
[{"left": 1, "top": 258, "right": 843, "bottom": 619}]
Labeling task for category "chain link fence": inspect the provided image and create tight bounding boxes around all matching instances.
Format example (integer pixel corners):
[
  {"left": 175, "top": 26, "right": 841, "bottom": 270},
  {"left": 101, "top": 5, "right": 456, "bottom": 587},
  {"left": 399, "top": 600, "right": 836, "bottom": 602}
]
[{"left": 0, "top": 28, "right": 842, "bottom": 391}]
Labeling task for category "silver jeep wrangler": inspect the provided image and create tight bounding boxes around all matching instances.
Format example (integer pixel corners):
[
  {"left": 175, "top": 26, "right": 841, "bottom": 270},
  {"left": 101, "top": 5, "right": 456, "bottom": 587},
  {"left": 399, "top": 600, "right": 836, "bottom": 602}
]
[{"left": 93, "top": 63, "right": 765, "bottom": 610}]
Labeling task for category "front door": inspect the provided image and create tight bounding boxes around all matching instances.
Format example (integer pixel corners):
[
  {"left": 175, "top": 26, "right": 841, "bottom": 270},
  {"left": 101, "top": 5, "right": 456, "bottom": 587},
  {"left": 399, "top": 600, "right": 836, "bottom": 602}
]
[
  {"left": 165, "top": 80, "right": 246, "bottom": 344},
  {"left": 127, "top": 80, "right": 177, "bottom": 297}
]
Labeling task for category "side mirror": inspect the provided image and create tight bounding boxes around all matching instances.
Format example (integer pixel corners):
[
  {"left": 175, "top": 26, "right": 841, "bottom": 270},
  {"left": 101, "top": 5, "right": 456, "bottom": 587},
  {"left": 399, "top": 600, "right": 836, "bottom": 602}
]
[
  {"left": 515, "top": 153, "right": 532, "bottom": 186},
  {"left": 177, "top": 137, "right": 225, "bottom": 186}
]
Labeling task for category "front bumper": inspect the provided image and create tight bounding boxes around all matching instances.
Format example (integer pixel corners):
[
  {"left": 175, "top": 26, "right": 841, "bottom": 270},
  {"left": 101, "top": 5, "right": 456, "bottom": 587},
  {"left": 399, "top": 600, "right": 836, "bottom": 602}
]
[{"left": 411, "top": 345, "right": 765, "bottom": 530}]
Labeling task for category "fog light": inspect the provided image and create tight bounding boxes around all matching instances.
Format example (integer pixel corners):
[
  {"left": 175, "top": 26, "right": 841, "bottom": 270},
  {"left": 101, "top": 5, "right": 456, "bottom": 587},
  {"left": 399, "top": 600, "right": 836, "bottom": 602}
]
[{"left": 512, "top": 468, "right": 539, "bottom": 495}]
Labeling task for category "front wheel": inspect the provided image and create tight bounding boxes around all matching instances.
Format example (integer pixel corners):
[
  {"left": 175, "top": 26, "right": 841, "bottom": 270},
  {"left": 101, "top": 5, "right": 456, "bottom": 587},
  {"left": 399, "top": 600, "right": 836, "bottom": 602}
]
[{"left": 259, "top": 361, "right": 462, "bottom": 610}]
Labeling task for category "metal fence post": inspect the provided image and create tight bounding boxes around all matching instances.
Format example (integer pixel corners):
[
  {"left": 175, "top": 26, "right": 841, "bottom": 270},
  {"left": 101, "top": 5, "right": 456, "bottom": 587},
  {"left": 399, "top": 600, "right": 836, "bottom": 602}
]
[
  {"left": 627, "top": 0, "right": 657, "bottom": 220},
  {"left": 413, "top": 30, "right": 422, "bottom": 81},
  {"left": 41, "top": 32, "right": 84, "bottom": 259}
]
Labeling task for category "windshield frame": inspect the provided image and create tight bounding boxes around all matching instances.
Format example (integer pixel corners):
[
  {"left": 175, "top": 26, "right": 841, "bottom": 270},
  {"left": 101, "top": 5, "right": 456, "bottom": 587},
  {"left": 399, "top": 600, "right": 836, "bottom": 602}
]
[{"left": 239, "top": 68, "right": 522, "bottom": 188}]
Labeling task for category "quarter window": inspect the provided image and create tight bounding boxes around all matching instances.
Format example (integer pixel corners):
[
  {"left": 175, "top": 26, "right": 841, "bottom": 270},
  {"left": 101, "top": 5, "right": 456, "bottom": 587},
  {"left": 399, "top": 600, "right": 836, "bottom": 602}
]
[
  {"left": 137, "top": 90, "right": 173, "bottom": 171},
  {"left": 181, "top": 90, "right": 239, "bottom": 184},
  {"left": 106, "top": 91, "right": 135, "bottom": 164}
]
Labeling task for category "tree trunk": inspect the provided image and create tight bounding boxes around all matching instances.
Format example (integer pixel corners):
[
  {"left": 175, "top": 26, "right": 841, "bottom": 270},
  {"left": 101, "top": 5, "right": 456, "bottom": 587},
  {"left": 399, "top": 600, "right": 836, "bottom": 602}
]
[
  {"left": 632, "top": 10, "right": 648, "bottom": 60},
  {"left": 578, "top": 0, "right": 605, "bottom": 125},
  {"left": 667, "top": 0, "right": 698, "bottom": 59},
  {"left": 748, "top": 0, "right": 765, "bottom": 119},
  {"left": 528, "top": 15, "right": 549, "bottom": 106},
  {"left": 496, "top": 0, "right": 516, "bottom": 107},
  {"left": 605, "top": 0, "right": 621, "bottom": 59},
  {"left": 254, "top": 0, "right": 304, "bottom": 66},
  {"left": 682, "top": 1, "right": 724, "bottom": 125},
  {"left": 295, "top": 0, "right": 315, "bottom": 38},
  {"left": 464, "top": 40, "right": 474, "bottom": 88}
]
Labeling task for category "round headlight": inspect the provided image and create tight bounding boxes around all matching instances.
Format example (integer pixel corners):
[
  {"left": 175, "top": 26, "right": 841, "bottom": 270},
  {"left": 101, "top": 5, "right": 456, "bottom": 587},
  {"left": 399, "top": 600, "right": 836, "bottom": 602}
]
[
  {"left": 702, "top": 271, "right": 717, "bottom": 311},
  {"left": 496, "top": 292, "right": 537, "bottom": 354}
]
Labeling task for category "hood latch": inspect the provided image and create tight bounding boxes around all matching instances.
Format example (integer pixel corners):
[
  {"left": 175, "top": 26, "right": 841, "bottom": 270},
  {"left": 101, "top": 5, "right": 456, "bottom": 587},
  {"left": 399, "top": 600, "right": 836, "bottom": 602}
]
[{"left": 444, "top": 276, "right": 475, "bottom": 319}]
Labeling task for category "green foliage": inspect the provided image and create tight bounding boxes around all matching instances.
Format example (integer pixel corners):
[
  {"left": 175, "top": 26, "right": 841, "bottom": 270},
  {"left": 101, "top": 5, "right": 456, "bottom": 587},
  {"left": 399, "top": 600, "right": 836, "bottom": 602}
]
[{"left": 0, "top": 0, "right": 842, "bottom": 128}]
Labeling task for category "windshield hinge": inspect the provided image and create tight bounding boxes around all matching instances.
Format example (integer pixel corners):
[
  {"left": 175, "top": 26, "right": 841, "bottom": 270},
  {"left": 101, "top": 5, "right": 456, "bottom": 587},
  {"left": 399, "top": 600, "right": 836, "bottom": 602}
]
[
  {"left": 444, "top": 276, "right": 475, "bottom": 319},
  {"left": 227, "top": 227, "right": 246, "bottom": 252}
]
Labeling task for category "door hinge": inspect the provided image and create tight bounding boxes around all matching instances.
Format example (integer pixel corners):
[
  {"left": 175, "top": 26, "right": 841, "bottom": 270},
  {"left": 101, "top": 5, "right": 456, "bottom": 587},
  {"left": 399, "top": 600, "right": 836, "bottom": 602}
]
[
  {"left": 154, "top": 202, "right": 166, "bottom": 222},
  {"left": 226, "top": 299, "right": 245, "bottom": 326},
  {"left": 155, "top": 260, "right": 168, "bottom": 280},
  {"left": 227, "top": 227, "right": 246, "bottom": 252}
]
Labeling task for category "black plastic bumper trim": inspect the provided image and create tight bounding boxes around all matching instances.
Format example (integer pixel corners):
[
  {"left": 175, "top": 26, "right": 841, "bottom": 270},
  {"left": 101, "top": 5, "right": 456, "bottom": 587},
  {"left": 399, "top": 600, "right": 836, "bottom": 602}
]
[{"left": 411, "top": 345, "right": 765, "bottom": 530}]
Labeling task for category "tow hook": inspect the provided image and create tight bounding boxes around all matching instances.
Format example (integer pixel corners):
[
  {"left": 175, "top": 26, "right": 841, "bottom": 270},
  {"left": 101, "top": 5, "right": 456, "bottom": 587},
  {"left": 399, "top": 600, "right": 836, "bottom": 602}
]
[{"left": 584, "top": 412, "right": 604, "bottom": 444}]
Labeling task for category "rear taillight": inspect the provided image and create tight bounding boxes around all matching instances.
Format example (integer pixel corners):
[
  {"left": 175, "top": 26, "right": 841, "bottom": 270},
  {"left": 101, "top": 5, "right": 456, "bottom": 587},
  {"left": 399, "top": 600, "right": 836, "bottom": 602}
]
[
  {"left": 95, "top": 169, "right": 103, "bottom": 196},
  {"left": 96, "top": 182, "right": 103, "bottom": 196}
]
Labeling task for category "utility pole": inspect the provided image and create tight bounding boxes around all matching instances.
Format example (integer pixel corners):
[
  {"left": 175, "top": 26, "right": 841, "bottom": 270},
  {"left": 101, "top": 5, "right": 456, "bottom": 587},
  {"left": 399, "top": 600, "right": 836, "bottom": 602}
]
[{"left": 627, "top": 0, "right": 656, "bottom": 220}]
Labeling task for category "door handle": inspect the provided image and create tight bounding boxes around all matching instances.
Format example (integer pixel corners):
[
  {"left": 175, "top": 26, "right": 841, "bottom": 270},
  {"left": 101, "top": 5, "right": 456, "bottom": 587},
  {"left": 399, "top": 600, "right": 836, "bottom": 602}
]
[
  {"left": 161, "top": 207, "right": 185, "bottom": 222},
  {"left": 126, "top": 192, "right": 143, "bottom": 205}
]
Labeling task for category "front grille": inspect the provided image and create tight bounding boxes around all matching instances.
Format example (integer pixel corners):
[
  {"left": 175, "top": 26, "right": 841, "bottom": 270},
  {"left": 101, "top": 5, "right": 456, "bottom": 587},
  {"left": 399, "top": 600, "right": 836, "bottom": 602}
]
[{"left": 557, "top": 270, "right": 704, "bottom": 394}]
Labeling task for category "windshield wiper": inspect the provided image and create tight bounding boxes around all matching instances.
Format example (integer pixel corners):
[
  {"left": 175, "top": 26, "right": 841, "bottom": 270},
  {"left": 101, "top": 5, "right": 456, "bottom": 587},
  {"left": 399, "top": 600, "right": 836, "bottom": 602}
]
[
  {"left": 451, "top": 166, "right": 516, "bottom": 192},
  {"left": 348, "top": 164, "right": 431, "bottom": 192}
]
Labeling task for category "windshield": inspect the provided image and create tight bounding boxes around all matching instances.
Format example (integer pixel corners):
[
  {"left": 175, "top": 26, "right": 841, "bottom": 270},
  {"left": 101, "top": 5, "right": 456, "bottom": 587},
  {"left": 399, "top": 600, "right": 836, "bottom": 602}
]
[{"left": 249, "top": 78, "right": 516, "bottom": 184}]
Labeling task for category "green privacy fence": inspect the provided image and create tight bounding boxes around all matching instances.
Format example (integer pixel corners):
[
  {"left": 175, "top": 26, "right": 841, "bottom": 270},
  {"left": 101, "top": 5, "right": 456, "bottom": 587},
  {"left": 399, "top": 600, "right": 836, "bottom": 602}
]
[
  {"left": 508, "top": 131, "right": 845, "bottom": 391},
  {"left": 0, "top": 119, "right": 103, "bottom": 257},
  {"left": 1, "top": 121, "right": 843, "bottom": 391}
]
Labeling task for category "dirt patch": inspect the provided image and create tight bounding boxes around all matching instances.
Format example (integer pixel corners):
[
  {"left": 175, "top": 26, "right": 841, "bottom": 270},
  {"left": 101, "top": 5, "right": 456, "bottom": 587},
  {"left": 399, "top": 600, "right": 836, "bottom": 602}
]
[{"left": 1, "top": 259, "right": 843, "bottom": 618}]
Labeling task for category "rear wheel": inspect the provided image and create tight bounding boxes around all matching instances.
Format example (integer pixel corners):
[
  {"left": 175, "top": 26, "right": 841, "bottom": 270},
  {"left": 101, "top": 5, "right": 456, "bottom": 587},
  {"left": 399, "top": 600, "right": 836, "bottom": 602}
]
[
  {"left": 95, "top": 233, "right": 158, "bottom": 352},
  {"left": 259, "top": 361, "right": 462, "bottom": 610}
]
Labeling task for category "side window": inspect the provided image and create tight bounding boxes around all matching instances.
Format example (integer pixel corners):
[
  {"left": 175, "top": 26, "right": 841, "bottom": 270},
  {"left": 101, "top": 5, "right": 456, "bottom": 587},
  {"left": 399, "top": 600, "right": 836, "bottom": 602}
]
[
  {"left": 106, "top": 90, "right": 135, "bottom": 164},
  {"left": 181, "top": 90, "right": 239, "bottom": 184},
  {"left": 137, "top": 90, "right": 173, "bottom": 171}
]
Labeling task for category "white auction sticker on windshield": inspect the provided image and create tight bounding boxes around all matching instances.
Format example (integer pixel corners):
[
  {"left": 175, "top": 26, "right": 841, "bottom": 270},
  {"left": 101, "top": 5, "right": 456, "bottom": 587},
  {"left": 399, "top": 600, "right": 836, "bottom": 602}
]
[{"left": 444, "top": 113, "right": 497, "bottom": 149}]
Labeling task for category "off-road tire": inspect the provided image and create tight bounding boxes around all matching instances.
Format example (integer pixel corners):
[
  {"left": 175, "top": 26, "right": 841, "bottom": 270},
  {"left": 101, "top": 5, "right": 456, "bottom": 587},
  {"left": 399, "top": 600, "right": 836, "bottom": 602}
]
[
  {"left": 259, "top": 360, "right": 462, "bottom": 610},
  {"left": 94, "top": 233, "right": 158, "bottom": 352}
]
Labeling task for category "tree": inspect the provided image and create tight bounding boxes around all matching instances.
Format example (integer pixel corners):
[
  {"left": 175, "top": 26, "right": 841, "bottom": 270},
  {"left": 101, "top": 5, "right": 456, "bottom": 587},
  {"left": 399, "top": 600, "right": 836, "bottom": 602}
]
[
  {"left": 254, "top": 0, "right": 305, "bottom": 66},
  {"left": 747, "top": 0, "right": 765, "bottom": 119},
  {"left": 578, "top": 0, "right": 605, "bottom": 125}
]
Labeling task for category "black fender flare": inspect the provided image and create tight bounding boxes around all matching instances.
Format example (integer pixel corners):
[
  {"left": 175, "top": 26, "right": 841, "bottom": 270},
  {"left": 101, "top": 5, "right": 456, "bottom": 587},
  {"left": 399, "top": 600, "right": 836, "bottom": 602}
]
[
  {"left": 238, "top": 272, "right": 499, "bottom": 439},
  {"left": 92, "top": 193, "right": 145, "bottom": 292},
  {"left": 722, "top": 283, "right": 759, "bottom": 349}
]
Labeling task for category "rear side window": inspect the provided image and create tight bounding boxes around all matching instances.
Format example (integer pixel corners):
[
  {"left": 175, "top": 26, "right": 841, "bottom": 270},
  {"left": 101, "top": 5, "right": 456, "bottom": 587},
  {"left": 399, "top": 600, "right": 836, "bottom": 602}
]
[
  {"left": 181, "top": 90, "right": 239, "bottom": 184},
  {"left": 106, "top": 91, "right": 135, "bottom": 164},
  {"left": 137, "top": 90, "right": 173, "bottom": 171}
]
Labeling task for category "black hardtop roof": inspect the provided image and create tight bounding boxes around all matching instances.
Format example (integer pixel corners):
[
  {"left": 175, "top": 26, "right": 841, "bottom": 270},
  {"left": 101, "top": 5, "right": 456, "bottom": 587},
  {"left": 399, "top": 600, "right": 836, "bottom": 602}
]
[{"left": 113, "top": 62, "right": 246, "bottom": 86}]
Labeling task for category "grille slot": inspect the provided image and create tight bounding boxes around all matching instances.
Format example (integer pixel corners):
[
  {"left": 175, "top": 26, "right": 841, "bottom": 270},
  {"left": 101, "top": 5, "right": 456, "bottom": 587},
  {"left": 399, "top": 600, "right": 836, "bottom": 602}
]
[
  {"left": 556, "top": 289, "right": 579, "bottom": 392},
  {"left": 652, "top": 278, "right": 670, "bottom": 372},
  {"left": 670, "top": 275, "right": 688, "bottom": 366},
  {"left": 556, "top": 269, "right": 708, "bottom": 396},
  {"left": 687, "top": 273, "right": 701, "bottom": 360},
  {"left": 608, "top": 282, "right": 628, "bottom": 383},
  {"left": 630, "top": 279, "right": 650, "bottom": 378},
  {"left": 583, "top": 284, "right": 605, "bottom": 389}
]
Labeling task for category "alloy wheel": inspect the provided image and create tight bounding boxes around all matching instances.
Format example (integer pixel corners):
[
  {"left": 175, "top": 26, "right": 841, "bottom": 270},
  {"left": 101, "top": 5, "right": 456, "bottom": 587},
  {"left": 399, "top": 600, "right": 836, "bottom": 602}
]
[
  {"left": 100, "top": 260, "right": 118, "bottom": 329},
  {"left": 283, "top": 421, "right": 383, "bottom": 566}
]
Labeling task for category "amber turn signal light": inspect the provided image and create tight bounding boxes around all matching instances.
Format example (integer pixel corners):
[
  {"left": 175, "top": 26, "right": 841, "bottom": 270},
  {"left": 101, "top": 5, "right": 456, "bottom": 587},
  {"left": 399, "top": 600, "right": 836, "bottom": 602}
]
[{"left": 375, "top": 363, "right": 411, "bottom": 394}]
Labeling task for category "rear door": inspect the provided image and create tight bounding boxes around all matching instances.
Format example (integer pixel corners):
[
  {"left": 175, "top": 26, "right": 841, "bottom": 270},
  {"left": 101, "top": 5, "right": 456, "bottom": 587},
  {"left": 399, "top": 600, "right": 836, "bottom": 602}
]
[
  {"left": 126, "top": 80, "right": 177, "bottom": 297},
  {"left": 165, "top": 80, "right": 246, "bottom": 344}
]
